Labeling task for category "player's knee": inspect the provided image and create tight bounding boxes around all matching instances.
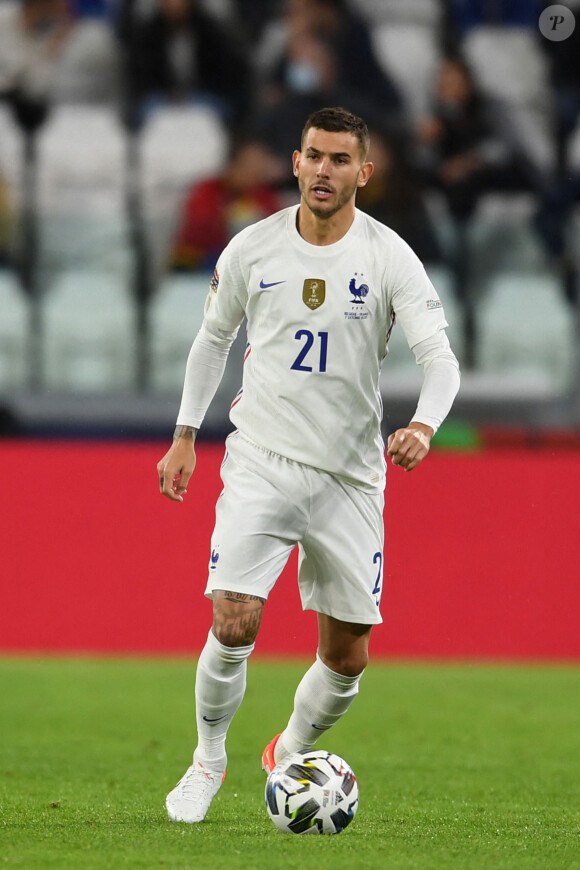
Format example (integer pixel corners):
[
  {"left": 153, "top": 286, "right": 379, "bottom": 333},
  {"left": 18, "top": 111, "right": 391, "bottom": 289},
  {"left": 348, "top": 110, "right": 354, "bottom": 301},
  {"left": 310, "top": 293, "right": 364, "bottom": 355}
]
[
  {"left": 212, "top": 590, "right": 264, "bottom": 648},
  {"left": 321, "top": 648, "right": 368, "bottom": 677},
  {"left": 213, "top": 621, "right": 259, "bottom": 648}
]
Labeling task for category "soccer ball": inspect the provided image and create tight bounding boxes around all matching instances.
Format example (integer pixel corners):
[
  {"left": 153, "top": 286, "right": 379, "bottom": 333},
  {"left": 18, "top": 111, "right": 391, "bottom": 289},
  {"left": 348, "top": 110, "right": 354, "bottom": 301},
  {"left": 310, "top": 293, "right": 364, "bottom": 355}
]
[{"left": 265, "top": 749, "right": 359, "bottom": 835}]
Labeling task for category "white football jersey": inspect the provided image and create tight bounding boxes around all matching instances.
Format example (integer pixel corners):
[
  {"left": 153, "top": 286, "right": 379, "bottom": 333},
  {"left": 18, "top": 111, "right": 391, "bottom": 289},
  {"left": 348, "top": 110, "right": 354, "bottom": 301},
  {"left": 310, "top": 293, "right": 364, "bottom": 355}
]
[{"left": 200, "top": 205, "right": 448, "bottom": 491}]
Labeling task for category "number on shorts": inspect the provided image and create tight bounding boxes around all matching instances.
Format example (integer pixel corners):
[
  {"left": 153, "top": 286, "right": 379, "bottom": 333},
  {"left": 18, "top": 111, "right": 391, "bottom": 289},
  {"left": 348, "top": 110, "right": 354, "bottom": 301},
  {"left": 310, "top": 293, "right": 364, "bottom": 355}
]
[{"left": 372, "top": 552, "right": 383, "bottom": 604}]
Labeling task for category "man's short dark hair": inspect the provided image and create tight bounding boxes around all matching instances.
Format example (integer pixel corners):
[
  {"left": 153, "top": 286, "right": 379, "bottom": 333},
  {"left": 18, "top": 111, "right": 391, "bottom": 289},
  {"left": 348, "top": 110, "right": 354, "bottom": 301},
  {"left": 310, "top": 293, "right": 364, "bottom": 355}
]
[{"left": 301, "top": 107, "right": 370, "bottom": 159}]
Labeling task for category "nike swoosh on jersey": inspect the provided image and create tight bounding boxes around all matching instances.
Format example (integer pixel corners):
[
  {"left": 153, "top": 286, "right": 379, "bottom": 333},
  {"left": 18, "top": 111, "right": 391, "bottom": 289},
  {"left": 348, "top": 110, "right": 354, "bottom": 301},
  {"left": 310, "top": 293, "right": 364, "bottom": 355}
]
[
  {"left": 202, "top": 715, "right": 226, "bottom": 723},
  {"left": 259, "top": 279, "right": 286, "bottom": 289}
]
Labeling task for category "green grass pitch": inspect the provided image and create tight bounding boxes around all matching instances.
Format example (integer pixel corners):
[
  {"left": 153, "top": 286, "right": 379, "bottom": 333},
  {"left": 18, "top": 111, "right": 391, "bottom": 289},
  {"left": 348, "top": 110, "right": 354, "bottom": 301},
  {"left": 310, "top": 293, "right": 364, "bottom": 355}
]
[{"left": 1, "top": 657, "right": 579, "bottom": 869}]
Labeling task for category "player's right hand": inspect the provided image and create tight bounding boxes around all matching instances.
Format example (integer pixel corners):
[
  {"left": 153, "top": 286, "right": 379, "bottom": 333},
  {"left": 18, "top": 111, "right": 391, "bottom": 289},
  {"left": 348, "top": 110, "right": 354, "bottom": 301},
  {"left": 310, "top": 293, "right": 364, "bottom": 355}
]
[
  {"left": 157, "top": 439, "right": 196, "bottom": 502},
  {"left": 387, "top": 422, "right": 433, "bottom": 472}
]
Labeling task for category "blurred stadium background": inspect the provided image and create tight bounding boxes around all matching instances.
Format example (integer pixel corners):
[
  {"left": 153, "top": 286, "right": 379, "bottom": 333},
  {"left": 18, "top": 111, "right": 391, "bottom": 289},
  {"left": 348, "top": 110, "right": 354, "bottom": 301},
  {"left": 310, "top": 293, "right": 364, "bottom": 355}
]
[{"left": 1, "top": 0, "right": 579, "bottom": 660}]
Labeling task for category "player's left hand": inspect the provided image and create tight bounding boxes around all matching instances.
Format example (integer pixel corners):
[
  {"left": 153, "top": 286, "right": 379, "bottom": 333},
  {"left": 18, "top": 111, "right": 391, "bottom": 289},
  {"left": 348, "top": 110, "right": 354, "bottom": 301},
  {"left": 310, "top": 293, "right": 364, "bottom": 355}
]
[{"left": 387, "top": 422, "right": 434, "bottom": 472}]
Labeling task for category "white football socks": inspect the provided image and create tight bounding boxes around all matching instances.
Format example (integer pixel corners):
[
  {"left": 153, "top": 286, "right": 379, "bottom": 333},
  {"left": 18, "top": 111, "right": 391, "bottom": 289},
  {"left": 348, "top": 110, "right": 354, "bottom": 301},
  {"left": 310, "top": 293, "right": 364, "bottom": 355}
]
[
  {"left": 275, "top": 653, "right": 363, "bottom": 764},
  {"left": 194, "top": 629, "right": 254, "bottom": 771}
]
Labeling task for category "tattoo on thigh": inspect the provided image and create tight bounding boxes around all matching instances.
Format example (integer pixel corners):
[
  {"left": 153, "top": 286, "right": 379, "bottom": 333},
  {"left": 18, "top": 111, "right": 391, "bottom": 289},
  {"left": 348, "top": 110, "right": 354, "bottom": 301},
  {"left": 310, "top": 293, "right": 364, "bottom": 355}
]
[{"left": 223, "top": 591, "right": 264, "bottom": 605}]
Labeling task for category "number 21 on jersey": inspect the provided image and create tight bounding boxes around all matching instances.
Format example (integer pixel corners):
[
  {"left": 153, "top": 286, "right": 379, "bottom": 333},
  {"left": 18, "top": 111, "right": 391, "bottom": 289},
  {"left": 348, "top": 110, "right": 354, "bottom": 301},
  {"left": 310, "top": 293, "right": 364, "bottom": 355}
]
[{"left": 291, "top": 329, "right": 328, "bottom": 372}]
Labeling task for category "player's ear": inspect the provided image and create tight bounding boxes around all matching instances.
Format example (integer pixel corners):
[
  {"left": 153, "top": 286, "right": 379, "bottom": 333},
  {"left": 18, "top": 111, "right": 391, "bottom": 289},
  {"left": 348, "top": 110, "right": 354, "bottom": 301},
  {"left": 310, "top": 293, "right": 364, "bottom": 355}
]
[
  {"left": 357, "top": 161, "right": 374, "bottom": 188},
  {"left": 292, "top": 150, "right": 301, "bottom": 177}
]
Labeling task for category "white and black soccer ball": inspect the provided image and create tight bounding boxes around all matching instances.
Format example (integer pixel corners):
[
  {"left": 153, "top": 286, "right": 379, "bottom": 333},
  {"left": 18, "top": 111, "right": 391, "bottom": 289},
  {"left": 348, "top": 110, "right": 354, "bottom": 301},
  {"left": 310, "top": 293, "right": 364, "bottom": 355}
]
[{"left": 265, "top": 749, "right": 359, "bottom": 835}]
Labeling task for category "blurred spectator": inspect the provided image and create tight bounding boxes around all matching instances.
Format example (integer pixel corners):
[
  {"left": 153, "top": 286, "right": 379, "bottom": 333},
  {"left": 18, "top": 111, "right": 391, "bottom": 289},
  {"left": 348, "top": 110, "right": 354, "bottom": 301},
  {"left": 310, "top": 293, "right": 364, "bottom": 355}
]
[
  {"left": 245, "top": 30, "right": 394, "bottom": 188},
  {"left": 51, "top": 20, "right": 121, "bottom": 106},
  {"left": 0, "top": 0, "right": 75, "bottom": 131},
  {"left": 349, "top": 0, "right": 444, "bottom": 125},
  {"left": 0, "top": 0, "right": 121, "bottom": 130},
  {"left": 253, "top": 0, "right": 402, "bottom": 121},
  {"left": 169, "top": 140, "right": 286, "bottom": 271},
  {"left": 414, "top": 54, "right": 536, "bottom": 220},
  {"left": 356, "top": 128, "right": 442, "bottom": 264},
  {"left": 118, "top": 0, "right": 251, "bottom": 128}
]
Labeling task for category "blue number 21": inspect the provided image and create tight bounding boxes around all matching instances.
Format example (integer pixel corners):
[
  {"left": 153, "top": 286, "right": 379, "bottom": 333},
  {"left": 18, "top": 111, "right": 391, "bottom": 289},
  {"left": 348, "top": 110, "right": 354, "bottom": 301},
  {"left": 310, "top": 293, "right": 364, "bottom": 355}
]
[{"left": 291, "top": 330, "right": 328, "bottom": 372}]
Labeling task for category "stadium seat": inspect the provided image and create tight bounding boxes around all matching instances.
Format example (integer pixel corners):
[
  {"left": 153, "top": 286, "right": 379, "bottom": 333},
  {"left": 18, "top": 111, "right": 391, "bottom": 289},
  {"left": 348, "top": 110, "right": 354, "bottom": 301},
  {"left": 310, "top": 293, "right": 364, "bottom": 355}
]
[
  {"left": 465, "top": 194, "right": 549, "bottom": 292},
  {"left": 0, "top": 269, "right": 30, "bottom": 389},
  {"left": 41, "top": 270, "right": 137, "bottom": 392},
  {"left": 425, "top": 264, "right": 465, "bottom": 364},
  {"left": 352, "top": 0, "right": 440, "bottom": 24},
  {"left": 138, "top": 106, "right": 228, "bottom": 279},
  {"left": 475, "top": 271, "right": 577, "bottom": 392},
  {"left": 148, "top": 270, "right": 245, "bottom": 428},
  {"left": 148, "top": 272, "right": 210, "bottom": 391},
  {"left": 461, "top": 27, "right": 556, "bottom": 175},
  {"left": 35, "top": 105, "right": 131, "bottom": 279},
  {"left": 462, "top": 27, "right": 549, "bottom": 108},
  {"left": 371, "top": 22, "right": 442, "bottom": 124},
  {"left": 51, "top": 19, "right": 121, "bottom": 105},
  {"left": 384, "top": 264, "right": 463, "bottom": 373}
]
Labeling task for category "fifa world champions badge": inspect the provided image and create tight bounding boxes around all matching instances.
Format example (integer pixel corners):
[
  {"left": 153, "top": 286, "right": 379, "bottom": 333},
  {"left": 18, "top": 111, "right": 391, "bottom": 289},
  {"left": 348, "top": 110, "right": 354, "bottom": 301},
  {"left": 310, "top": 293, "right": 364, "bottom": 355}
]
[{"left": 303, "top": 279, "right": 326, "bottom": 310}]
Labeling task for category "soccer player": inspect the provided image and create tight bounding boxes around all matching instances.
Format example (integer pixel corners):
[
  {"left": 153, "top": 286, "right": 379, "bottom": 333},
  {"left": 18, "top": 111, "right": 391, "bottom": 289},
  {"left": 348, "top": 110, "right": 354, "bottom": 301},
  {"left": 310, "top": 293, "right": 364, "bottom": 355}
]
[{"left": 157, "top": 106, "right": 460, "bottom": 823}]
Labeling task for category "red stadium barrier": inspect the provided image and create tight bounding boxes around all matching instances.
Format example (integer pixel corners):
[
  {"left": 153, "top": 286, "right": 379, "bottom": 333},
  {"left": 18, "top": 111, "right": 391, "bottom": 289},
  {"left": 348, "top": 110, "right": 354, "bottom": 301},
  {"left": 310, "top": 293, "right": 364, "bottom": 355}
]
[{"left": 1, "top": 440, "right": 578, "bottom": 660}]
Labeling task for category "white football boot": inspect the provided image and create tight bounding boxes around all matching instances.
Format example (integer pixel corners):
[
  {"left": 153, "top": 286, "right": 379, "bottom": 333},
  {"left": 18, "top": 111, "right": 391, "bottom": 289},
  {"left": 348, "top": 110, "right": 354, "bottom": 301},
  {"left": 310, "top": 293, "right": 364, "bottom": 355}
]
[{"left": 166, "top": 759, "right": 226, "bottom": 823}]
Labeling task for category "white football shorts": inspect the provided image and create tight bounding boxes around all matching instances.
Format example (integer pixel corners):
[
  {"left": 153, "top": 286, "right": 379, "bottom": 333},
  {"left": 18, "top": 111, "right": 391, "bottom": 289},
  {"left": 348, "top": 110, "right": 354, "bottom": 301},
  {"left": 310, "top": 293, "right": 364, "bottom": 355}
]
[{"left": 205, "top": 431, "right": 384, "bottom": 625}]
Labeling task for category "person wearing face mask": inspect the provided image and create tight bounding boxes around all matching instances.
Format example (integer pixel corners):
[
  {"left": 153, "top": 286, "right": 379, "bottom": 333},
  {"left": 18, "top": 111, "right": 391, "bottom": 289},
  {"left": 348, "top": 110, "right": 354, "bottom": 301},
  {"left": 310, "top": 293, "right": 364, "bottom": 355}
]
[
  {"left": 244, "top": 31, "right": 397, "bottom": 191},
  {"left": 254, "top": 0, "right": 402, "bottom": 121}
]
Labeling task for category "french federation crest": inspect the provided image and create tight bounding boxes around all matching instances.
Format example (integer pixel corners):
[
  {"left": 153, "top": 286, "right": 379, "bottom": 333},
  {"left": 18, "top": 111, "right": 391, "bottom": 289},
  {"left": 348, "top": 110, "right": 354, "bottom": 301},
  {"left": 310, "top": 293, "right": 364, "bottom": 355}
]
[
  {"left": 349, "top": 276, "right": 369, "bottom": 304},
  {"left": 303, "top": 279, "right": 326, "bottom": 310}
]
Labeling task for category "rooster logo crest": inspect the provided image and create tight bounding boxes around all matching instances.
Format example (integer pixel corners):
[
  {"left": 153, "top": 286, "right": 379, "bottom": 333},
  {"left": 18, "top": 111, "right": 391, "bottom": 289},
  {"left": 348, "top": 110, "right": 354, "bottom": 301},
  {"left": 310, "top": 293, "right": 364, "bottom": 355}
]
[{"left": 349, "top": 276, "right": 369, "bottom": 304}]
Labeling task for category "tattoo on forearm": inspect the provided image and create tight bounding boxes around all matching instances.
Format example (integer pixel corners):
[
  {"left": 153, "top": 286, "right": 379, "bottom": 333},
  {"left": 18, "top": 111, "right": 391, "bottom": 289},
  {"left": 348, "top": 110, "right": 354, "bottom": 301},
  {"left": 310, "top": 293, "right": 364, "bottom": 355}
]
[{"left": 173, "top": 425, "right": 198, "bottom": 441}]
